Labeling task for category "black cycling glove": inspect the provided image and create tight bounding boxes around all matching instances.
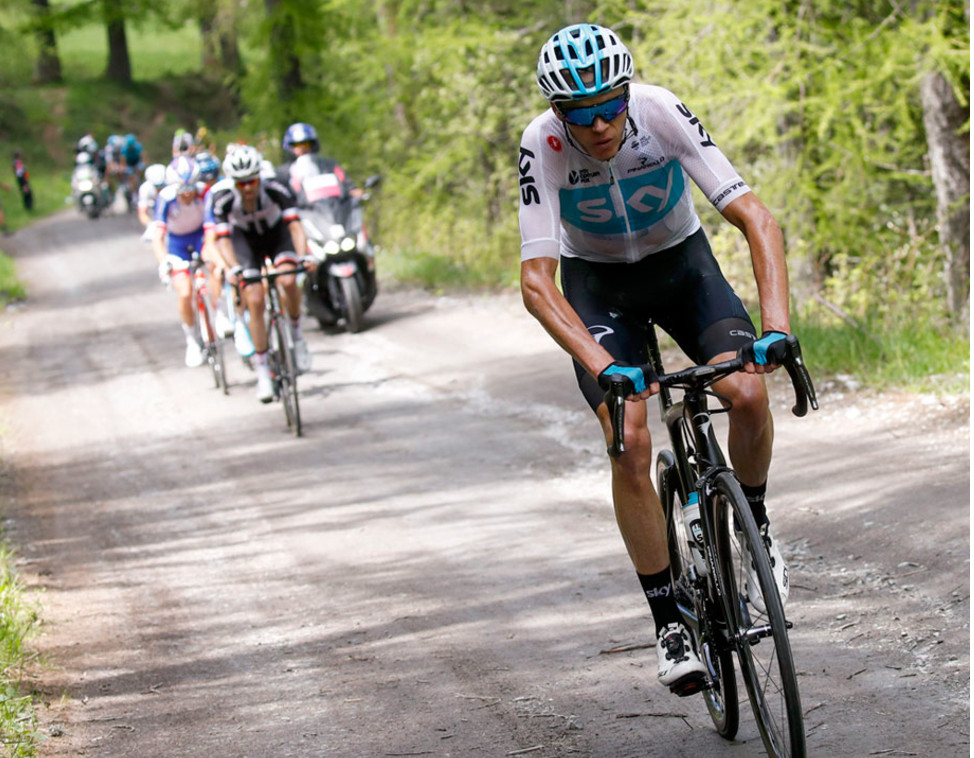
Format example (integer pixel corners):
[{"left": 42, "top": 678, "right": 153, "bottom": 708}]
[
  {"left": 597, "top": 362, "right": 657, "bottom": 396},
  {"left": 739, "top": 331, "right": 789, "bottom": 366}
]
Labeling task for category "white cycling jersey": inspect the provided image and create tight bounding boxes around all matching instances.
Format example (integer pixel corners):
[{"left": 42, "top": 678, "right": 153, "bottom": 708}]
[
  {"left": 137, "top": 181, "right": 159, "bottom": 212},
  {"left": 518, "top": 83, "right": 750, "bottom": 264}
]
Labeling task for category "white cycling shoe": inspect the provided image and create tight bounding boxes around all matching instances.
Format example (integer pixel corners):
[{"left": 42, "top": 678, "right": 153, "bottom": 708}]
[
  {"left": 184, "top": 340, "right": 204, "bottom": 368},
  {"left": 255, "top": 365, "right": 274, "bottom": 404},
  {"left": 293, "top": 338, "right": 312, "bottom": 373},
  {"left": 234, "top": 320, "right": 255, "bottom": 358},
  {"left": 741, "top": 522, "right": 790, "bottom": 614},
  {"left": 657, "top": 622, "right": 707, "bottom": 694}
]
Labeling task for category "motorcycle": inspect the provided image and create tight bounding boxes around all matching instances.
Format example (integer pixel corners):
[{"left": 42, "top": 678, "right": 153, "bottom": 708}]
[
  {"left": 70, "top": 161, "right": 110, "bottom": 219},
  {"left": 296, "top": 164, "right": 382, "bottom": 333}
]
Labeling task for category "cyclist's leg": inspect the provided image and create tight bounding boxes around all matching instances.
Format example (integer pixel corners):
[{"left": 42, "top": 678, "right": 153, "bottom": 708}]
[
  {"left": 562, "top": 256, "right": 706, "bottom": 690},
  {"left": 232, "top": 228, "right": 268, "bottom": 351},
  {"left": 268, "top": 230, "right": 310, "bottom": 370}
]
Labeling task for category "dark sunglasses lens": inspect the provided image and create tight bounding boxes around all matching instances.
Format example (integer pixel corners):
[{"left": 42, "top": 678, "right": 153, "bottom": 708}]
[{"left": 562, "top": 96, "right": 627, "bottom": 126}]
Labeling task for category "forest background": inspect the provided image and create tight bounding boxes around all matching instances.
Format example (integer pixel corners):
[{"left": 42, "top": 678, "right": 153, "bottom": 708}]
[{"left": 0, "top": 0, "right": 969, "bottom": 392}]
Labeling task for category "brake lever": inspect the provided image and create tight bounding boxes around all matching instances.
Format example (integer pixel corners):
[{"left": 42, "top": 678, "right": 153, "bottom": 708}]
[
  {"left": 603, "top": 378, "right": 629, "bottom": 458},
  {"left": 783, "top": 335, "right": 819, "bottom": 417}
]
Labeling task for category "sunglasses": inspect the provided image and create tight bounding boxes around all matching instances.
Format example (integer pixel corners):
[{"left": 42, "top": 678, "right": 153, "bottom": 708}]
[
  {"left": 235, "top": 177, "right": 259, "bottom": 188},
  {"left": 177, "top": 184, "right": 197, "bottom": 194},
  {"left": 557, "top": 90, "right": 630, "bottom": 127}
]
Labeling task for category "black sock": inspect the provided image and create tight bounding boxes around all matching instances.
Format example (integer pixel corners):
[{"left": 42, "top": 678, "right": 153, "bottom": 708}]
[
  {"left": 740, "top": 481, "right": 769, "bottom": 527},
  {"left": 637, "top": 569, "right": 681, "bottom": 634}
]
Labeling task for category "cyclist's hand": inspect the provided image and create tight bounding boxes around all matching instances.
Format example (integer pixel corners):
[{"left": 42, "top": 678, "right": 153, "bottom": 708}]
[
  {"left": 157, "top": 260, "right": 172, "bottom": 285},
  {"left": 739, "top": 330, "right": 789, "bottom": 374},
  {"left": 597, "top": 362, "right": 659, "bottom": 401},
  {"left": 226, "top": 265, "right": 244, "bottom": 287}
]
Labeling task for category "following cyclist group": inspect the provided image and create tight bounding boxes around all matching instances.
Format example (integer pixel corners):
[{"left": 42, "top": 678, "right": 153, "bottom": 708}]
[
  {"left": 74, "top": 124, "right": 360, "bottom": 404},
  {"left": 72, "top": 22, "right": 811, "bottom": 707}
]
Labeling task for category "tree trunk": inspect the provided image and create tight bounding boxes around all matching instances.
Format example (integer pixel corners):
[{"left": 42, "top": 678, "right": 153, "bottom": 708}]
[
  {"left": 32, "top": 0, "right": 63, "bottom": 84},
  {"left": 265, "top": 0, "right": 304, "bottom": 102},
  {"left": 104, "top": 0, "right": 131, "bottom": 83},
  {"left": 199, "top": 1, "right": 242, "bottom": 78},
  {"left": 920, "top": 71, "right": 970, "bottom": 324}
]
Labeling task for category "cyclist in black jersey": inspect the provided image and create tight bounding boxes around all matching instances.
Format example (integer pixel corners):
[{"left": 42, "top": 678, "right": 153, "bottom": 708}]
[
  {"left": 211, "top": 145, "right": 311, "bottom": 403},
  {"left": 519, "top": 24, "right": 799, "bottom": 695}
]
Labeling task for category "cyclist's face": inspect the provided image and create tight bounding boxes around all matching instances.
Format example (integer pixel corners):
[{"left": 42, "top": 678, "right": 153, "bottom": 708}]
[
  {"left": 553, "top": 85, "right": 628, "bottom": 161},
  {"left": 177, "top": 187, "right": 197, "bottom": 204},
  {"left": 235, "top": 176, "right": 260, "bottom": 200}
]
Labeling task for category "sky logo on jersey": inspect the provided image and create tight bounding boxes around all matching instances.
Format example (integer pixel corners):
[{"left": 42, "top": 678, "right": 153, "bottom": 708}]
[
  {"left": 518, "top": 147, "right": 540, "bottom": 206},
  {"left": 559, "top": 160, "right": 686, "bottom": 234}
]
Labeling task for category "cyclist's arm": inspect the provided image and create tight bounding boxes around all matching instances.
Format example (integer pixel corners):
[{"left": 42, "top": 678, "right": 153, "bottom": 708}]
[
  {"left": 286, "top": 218, "right": 307, "bottom": 261},
  {"left": 520, "top": 257, "right": 614, "bottom": 378},
  {"left": 150, "top": 224, "right": 167, "bottom": 264},
  {"left": 720, "top": 192, "right": 790, "bottom": 373}
]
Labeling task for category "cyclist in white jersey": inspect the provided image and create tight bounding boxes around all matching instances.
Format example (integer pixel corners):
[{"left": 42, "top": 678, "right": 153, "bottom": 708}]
[
  {"left": 519, "top": 24, "right": 796, "bottom": 695},
  {"left": 137, "top": 163, "right": 167, "bottom": 231}
]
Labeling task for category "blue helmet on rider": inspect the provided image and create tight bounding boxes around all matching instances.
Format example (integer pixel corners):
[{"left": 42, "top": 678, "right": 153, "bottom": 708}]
[
  {"left": 282, "top": 122, "right": 319, "bottom": 155},
  {"left": 166, "top": 156, "right": 200, "bottom": 190},
  {"left": 194, "top": 150, "right": 220, "bottom": 182},
  {"left": 536, "top": 24, "right": 634, "bottom": 102}
]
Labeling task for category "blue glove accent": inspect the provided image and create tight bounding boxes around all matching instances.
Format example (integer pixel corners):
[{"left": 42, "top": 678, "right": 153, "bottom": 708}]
[
  {"left": 601, "top": 363, "right": 646, "bottom": 394},
  {"left": 752, "top": 331, "right": 786, "bottom": 366}
]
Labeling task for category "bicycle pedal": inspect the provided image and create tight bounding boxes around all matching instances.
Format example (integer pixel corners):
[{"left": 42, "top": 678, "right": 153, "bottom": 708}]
[{"left": 669, "top": 672, "right": 708, "bottom": 698}]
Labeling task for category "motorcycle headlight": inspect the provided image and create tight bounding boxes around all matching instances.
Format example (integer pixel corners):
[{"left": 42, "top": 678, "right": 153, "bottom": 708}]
[
  {"left": 323, "top": 240, "right": 341, "bottom": 255},
  {"left": 78, "top": 180, "right": 94, "bottom": 191},
  {"left": 340, "top": 236, "right": 357, "bottom": 252}
]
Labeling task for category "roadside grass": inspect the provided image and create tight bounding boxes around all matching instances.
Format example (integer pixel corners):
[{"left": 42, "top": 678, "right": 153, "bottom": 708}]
[
  {"left": 0, "top": 542, "right": 39, "bottom": 758},
  {"left": 792, "top": 309, "right": 969, "bottom": 396}
]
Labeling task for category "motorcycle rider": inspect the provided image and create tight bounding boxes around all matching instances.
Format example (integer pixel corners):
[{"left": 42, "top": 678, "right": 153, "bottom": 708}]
[
  {"left": 152, "top": 156, "right": 211, "bottom": 368},
  {"left": 211, "top": 145, "right": 312, "bottom": 402},
  {"left": 276, "top": 122, "right": 359, "bottom": 206}
]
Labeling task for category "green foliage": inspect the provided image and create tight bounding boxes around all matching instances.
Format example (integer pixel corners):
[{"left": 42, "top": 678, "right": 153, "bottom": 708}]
[
  {"left": 597, "top": 0, "right": 969, "bottom": 335},
  {"left": 0, "top": 254, "right": 27, "bottom": 306},
  {"left": 793, "top": 302, "right": 969, "bottom": 394},
  {"left": 0, "top": 543, "right": 38, "bottom": 757}
]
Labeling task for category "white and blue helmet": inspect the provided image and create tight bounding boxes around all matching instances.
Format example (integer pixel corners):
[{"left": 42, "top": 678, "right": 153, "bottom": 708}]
[
  {"left": 536, "top": 24, "right": 634, "bottom": 102},
  {"left": 282, "top": 122, "right": 320, "bottom": 154},
  {"left": 166, "top": 156, "right": 200, "bottom": 187}
]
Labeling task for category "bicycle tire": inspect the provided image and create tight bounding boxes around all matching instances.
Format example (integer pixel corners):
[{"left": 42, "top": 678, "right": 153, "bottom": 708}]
[
  {"left": 657, "top": 451, "right": 739, "bottom": 739},
  {"left": 271, "top": 315, "right": 302, "bottom": 437},
  {"left": 710, "top": 471, "right": 805, "bottom": 757},
  {"left": 200, "top": 296, "right": 229, "bottom": 395}
]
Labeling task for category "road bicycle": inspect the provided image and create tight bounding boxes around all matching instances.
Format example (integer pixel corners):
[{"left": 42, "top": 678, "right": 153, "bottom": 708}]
[
  {"left": 174, "top": 252, "right": 229, "bottom": 395},
  {"left": 239, "top": 264, "right": 307, "bottom": 437},
  {"left": 601, "top": 327, "right": 818, "bottom": 758}
]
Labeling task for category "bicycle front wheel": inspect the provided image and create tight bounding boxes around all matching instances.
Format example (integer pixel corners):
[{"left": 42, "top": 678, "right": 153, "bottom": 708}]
[
  {"left": 658, "top": 451, "right": 738, "bottom": 739},
  {"left": 710, "top": 471, "right": 805, "bottom": 757},
  {"left": 271, "top": 316, "right": 302, "bottom": 437},
  {"left": 200, "top": 296, "right": 228, "bottom": 395}
]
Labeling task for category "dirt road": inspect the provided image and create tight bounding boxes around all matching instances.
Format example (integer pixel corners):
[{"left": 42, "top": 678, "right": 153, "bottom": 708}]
[{"left": 0, "top": 212, "right": 968, "bottom": 757}]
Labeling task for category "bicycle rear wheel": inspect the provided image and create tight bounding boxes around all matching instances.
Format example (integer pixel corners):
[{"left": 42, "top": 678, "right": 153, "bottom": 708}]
[
  {"left": 270, "top": 315, "right": 302, "bottom": 436},
  {"left": 199, "top": 296, "right": 228, "bottom": 395},
  {"left": 657, "top": 451, "right": 739, "bottom": 739},
  {"left": 710, "top": 471, "right": 805, "bottom": 757}
]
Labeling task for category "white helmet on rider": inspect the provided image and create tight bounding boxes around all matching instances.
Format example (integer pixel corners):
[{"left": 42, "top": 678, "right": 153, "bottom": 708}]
[
  {"left": 536, "top": 24, "right": 634, "bottom": 102},
  {"left": 165, "top": 156, "right": 200, "bottom": 188},
  {"left": 223, "top": 145, "right": 263, "bottom": 182},
  {"left": 144, "top": 163, "right": 167, "bottom": 188}
]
